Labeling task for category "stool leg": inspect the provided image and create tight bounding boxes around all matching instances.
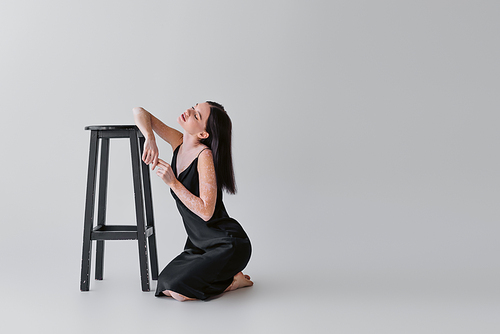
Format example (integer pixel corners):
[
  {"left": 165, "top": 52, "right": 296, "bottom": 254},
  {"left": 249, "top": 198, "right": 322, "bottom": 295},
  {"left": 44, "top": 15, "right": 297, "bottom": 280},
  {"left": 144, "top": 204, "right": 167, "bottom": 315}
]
[
  {"left": 139, "top": 136, "right": 159, "bottom": 280},
  {"left": 130, "top": 132, "right": 150, "bottom": 291},
  {"left": 95, "top": 137, "right": 110, "bottom": 280},
  {"left": 81, "top": 131, "right": 99, "bottom": 291}
]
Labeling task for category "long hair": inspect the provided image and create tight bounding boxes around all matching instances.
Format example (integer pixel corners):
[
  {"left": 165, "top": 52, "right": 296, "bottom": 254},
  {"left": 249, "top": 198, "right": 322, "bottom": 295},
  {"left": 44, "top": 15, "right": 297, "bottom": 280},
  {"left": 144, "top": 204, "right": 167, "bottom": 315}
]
[{"left": 200, "top": 101, "right": 237, "bottom": 194}]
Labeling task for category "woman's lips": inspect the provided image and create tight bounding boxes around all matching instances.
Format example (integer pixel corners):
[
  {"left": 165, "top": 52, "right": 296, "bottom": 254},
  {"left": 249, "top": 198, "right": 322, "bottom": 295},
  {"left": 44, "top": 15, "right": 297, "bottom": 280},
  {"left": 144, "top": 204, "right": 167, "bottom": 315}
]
[{"left": 181, "top": 113, "right": 186, "bottom": 122}]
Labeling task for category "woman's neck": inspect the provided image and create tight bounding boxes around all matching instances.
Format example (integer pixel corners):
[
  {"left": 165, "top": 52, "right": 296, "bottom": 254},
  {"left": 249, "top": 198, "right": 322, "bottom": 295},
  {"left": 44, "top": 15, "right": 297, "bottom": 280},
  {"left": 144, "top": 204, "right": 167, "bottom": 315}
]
[{"left": 181, "top": 133, "right": 204, "bottom": 152}]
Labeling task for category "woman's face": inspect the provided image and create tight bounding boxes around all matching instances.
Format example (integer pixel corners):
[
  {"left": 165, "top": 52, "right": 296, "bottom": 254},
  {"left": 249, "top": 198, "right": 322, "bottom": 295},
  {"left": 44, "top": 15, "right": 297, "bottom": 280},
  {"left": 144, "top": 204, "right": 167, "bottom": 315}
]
[{"left": 178, "top": 102, "right": 211, "bottom": 138}]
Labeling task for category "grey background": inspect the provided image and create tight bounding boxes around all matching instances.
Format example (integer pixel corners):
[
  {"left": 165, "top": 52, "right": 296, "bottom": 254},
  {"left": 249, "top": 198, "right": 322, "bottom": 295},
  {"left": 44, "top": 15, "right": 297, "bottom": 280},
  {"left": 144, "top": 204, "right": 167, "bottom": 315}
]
[{"left": 1, "top": 0, "right": 499, "bottom": 333}]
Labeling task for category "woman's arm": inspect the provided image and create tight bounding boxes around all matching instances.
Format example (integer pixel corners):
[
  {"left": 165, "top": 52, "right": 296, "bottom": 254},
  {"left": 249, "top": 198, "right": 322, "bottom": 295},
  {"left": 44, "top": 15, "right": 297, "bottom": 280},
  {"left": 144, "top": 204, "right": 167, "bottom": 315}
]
[
  {"left": 132, "top": 107, "right": 183, "bottom": 168},
  {"left": 155, "top": 150, "right": 217, "bottom": 221}
]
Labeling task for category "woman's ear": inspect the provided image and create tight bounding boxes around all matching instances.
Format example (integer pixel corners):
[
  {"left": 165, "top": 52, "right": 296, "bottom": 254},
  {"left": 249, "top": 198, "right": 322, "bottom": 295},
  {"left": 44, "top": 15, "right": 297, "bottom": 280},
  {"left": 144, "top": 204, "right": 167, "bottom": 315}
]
[{"left": 198, "top": 131, "right": 209, "bottom": 140}]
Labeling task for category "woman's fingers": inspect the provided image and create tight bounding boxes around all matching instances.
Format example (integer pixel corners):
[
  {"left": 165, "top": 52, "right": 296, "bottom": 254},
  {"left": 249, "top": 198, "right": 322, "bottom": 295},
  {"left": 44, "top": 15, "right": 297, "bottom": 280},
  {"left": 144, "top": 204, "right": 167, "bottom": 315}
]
[
  {"left": 157, "top": 159, "right": 169, "bottom": 167},
  {"left": 154, "top": 159, "right": 176, "bottom": 187},
  {"left": 156, "top": 159, "right": 171, "bottom": 172},
  {"left": 144, "top": 151, "right": 153, "bottom": 163},
  {"left": 156, "top": 159, "right": 171, "bottom": 171},
  {"left": 142, "top": 149, "right": 153, "bottom": 163},
  {"left": 142, "top": 148, "right": 160, "bottom": 168},
  {"left": 142, "top": 138, "right": 159, "bottom": 166},
  {"left": 152, "top": 155, "right": 159, "bottom": 169},
  {"left": 149, "top": 153, "right": 159, "bottom": 169}
]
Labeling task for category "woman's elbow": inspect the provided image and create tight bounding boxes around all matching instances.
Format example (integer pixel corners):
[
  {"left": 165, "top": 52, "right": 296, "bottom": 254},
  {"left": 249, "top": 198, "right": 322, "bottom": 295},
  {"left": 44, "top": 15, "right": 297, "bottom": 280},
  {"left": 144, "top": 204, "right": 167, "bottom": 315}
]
[
  {"left": 200, "top": 212, "right": 213, "bottom": 222},
  {"left": 200, "top": 207, "right": 215, "bottom": 222},
  {"left": 132, "top": 106, "right": 145, "bottom": 115}
]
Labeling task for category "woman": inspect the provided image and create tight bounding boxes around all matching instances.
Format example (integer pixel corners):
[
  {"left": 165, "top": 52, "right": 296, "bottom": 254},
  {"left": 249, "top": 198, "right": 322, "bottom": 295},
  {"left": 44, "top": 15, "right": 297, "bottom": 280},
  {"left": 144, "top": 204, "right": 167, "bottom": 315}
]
[{"left": 133, "top": 101, "right": 253, "bottom": 301}]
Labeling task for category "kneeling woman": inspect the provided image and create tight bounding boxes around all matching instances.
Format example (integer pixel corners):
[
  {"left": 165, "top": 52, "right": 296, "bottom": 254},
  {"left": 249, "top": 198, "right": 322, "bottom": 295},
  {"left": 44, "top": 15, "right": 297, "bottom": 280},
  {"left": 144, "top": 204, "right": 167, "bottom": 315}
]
[{"left": 133, "top": 101, "right": 253, "bottom": 301}]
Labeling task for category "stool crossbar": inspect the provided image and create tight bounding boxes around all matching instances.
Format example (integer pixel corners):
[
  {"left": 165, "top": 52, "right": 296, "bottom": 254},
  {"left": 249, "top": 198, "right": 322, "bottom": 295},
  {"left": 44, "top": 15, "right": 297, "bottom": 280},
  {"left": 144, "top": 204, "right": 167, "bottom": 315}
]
[{"left": 80, "top": 125, "right": 159, "bottom": 291}]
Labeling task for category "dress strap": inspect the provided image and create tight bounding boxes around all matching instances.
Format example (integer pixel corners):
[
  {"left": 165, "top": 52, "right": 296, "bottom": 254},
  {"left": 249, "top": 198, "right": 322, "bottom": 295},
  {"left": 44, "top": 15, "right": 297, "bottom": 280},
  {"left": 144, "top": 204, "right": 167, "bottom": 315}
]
[{"left": 197, "top": 147, "right": 209, "bottom": 158}]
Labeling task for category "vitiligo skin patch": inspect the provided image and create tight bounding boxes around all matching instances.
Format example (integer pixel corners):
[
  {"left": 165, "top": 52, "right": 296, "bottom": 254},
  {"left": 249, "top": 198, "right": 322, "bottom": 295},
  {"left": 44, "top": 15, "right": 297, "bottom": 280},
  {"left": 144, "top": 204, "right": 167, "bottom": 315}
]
[{"left": 157, "top": 149, "right": 217, "bottom": 221}]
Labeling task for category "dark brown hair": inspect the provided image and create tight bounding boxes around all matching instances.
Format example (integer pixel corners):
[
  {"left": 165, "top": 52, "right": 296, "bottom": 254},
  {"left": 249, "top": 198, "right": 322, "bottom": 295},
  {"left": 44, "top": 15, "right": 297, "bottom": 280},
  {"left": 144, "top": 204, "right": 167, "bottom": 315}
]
[{"left": 201, "top": 101, "right": 236, "bottom": 194}]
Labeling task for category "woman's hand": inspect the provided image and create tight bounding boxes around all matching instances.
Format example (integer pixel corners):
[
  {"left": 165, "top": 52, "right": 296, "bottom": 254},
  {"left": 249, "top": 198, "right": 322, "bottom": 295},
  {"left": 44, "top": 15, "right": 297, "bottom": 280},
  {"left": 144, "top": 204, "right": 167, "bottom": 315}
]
[
  {"left": 142, "top": 138, "right": 159, "bottom": 169},
  {"left": 156, "top": 159, "right": 177, "bottom": 187}
]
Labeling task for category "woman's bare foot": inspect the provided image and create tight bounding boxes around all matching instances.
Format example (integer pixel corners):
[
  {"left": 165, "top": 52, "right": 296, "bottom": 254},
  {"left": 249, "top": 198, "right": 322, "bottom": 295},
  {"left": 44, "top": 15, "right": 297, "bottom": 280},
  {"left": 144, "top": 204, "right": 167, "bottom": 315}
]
[
  {"left": 163, "top": 290, "right": 196, "bottom": 302},
  {"left": 225, "top": 272, "right": 254, "bottom": 292}
]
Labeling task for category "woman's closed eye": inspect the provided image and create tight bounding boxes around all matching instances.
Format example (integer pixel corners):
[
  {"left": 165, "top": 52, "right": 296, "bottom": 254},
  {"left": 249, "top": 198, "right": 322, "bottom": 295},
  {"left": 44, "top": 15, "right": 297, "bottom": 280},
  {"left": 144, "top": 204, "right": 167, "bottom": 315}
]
[
  {"left": 192, "top": 107, "right": 198, "bottom": 120},
  {"left": 191, "top": 107, "right": 198, "bottom": 120}
]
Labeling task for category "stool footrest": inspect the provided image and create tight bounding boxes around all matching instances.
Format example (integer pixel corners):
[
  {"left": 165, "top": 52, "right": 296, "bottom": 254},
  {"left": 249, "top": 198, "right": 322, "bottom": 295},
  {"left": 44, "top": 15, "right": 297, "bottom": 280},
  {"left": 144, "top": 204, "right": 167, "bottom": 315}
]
[{"left": 91, "top": 225, "right": 154, "bottom": 240}]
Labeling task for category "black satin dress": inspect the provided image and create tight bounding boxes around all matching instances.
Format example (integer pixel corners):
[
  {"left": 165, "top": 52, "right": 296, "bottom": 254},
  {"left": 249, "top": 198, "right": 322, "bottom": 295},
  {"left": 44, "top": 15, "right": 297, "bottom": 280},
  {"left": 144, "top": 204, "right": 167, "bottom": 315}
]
[{"left": 154, "top": 145, "right": 251, "bottom": 300}]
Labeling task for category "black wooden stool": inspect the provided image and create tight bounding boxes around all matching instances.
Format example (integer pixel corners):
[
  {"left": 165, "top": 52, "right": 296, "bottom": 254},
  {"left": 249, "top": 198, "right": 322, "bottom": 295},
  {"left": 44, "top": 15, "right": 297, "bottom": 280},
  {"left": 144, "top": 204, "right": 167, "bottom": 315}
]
[{"left": 80, "top": 125, "right": 159, "bottom": 291}]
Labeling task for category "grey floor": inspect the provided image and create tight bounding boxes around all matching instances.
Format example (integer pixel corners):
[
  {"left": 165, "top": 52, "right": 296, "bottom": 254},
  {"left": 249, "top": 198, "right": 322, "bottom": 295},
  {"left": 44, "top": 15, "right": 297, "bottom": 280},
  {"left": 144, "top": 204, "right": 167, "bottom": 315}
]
[{"left": 2, "top": 226, "right": 499, "bottom": 334}]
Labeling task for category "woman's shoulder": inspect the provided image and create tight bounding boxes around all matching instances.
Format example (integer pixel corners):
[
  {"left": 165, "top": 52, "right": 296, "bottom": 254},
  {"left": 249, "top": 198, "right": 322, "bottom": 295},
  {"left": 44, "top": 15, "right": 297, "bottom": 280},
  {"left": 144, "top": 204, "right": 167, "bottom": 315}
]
[
  {"left": 197, "top": 147, "right": 214, "bottom": 167},
  {"left": 198, "top": 145, "right": 212, "bottom": 157}
]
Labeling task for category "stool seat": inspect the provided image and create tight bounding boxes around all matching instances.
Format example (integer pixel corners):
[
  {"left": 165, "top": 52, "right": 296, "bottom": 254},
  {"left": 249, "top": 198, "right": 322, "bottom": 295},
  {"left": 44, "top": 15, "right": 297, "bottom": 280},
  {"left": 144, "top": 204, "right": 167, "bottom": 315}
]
[
  {"left": 84, "top": 125, "right": 139, "bottom": 131},
  {"left": 80, "top": 124, "right": 159, "bottom": 292}
]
